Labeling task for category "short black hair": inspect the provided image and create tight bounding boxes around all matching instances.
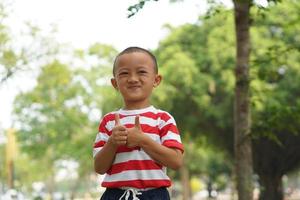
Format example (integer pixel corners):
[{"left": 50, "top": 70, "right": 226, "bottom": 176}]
[{"left": 113, "top": 46, "right": 158, "bottom": 76}]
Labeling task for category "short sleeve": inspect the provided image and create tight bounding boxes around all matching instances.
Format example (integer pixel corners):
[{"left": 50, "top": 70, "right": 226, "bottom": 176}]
[
  {"left": 93, "top": 116, "right": 110, "bottom": 158},
  {"left": 159, "top": 112, "right": 184, "bottom": 153}
]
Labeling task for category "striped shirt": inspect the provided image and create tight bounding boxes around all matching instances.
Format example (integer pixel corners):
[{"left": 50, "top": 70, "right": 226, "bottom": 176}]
[{"left": 93, "top": 106, "right": 184, "bottom": 189}]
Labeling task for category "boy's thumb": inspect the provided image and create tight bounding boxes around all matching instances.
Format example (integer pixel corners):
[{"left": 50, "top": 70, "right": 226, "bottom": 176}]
[
  {"left": 135, "top": 115, "right": 141, "bottom": 129},
  {"left": 115, "top": 113, "right": 121, "bottom": 125}
]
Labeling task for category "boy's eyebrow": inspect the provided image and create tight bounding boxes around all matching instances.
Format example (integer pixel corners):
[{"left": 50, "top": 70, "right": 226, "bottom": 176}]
[
  {"left": 136, "top": 66, "right": 148, "bottom": 69},
  {"left": 116, "top": 67, "right": 129, "bottom": 71},
  {"left": 117, "top": 68, "right": 128, "bottom": 71}
]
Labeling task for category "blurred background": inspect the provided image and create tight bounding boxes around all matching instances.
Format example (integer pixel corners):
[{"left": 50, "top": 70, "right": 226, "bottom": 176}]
[{"left": 0, "top": 0, "right": 300, "bottom": 199}]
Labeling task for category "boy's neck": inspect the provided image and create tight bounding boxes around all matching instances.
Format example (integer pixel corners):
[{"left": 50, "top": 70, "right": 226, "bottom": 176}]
[{"left": 123, "top": 101, "right": 151, "bottom": 110}]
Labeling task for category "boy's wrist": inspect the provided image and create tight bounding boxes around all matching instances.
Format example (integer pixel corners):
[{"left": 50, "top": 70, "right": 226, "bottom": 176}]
[
  {"left": 138, "top": 134, "right": 151, "bottom": 148},
  {"left": 107, "top": 137, "right": 119, "bottom": 150}
]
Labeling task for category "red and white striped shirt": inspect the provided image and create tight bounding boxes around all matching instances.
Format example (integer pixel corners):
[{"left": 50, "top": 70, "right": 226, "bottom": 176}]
[{"left": 93, "top": 106, "right": 184, "bottom": 189}]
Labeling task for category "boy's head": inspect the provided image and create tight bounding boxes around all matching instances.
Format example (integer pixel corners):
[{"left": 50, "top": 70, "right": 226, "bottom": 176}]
[
  {"left": 111, "top": 46, "right": 162, "bottom": 109},
  {"left": 113, "top": 47, "right": 158, "bottom": 76}
]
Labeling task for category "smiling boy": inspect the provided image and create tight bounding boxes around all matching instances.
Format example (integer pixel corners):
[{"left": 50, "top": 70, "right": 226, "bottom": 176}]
[{"left": 93, "top": 47, "right": 184, "bottom": 200}]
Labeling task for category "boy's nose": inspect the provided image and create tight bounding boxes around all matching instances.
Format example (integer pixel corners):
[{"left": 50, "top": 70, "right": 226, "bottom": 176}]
[{"left": 128, "top": 74, "right": 139, "bottom": 82}]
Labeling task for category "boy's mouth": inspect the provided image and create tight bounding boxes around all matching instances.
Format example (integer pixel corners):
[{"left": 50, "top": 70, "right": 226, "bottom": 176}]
[{"left": 128, "top": 85, "right": 141, "bottom": 89}]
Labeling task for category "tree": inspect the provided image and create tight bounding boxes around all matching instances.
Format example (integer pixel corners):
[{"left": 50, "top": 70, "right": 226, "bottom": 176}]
[
  {"left": 0, "top": 1, "right": 60, "bottom": 85},
  {"left": 250, "top": 1, "right": 300, "bottom": 198},
  {"left": 13, "top": 60, "right": 96, "bottom": 196},
  {"left": 232, "top": 1, "right": 253, "bottom": 199},
  {"left": 155, "top": 16, "right": 236, "bottom": 200},
  {"left": 157, "top": 1, "right": 299, "bottom": 199},
  {"left": 0, "top": 0, "right": 20, "bottom": 84},
  {"left": 5, "top": 129, "right": 17, "bottom": 188}
]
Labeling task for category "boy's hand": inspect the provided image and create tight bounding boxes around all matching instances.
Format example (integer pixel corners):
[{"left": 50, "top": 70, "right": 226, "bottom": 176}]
[
  {"left": 126, "top": 115, "right": 145, "bottom": 148},
  {"left": 109, "top": 113, "right": 128, "bottom": 147}
]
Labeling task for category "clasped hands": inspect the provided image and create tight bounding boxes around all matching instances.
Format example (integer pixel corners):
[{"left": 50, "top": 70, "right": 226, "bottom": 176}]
[{"left": 109, "top": 113, "right": 144, "bottom": 148}]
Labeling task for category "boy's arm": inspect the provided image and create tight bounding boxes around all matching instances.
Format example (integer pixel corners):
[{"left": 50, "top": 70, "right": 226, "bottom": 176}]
[
  {"left": 94, "top": 138, "right": 118, "bottom": 174},
  {"left": 126, "top": 115, "right": 183, "bottom": 170},
  {"left": 139, "top": 135, "right": 183, "bottom": 170}
]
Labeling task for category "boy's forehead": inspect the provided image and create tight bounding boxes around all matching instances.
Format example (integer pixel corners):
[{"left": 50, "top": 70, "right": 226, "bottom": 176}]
[
  {"left": 115, "top": 52, "right": 156, "bottom": 70},
  {"left": 117, "top": 52, "right": 151, "bottom": 62}
]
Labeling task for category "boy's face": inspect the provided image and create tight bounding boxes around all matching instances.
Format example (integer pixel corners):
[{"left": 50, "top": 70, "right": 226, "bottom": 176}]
[{"left": 111, "top": 52, "right": 161, "bottom": 108}]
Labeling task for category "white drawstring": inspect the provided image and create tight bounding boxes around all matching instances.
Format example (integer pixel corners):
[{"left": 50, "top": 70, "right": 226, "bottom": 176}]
[{"left": 118, "top": 188, "right": 142, "bottom": 200}]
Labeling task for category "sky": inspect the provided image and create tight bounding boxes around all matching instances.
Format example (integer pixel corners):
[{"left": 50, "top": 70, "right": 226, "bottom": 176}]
[
  {"left": 0, "top": 0, "right": 214, "bottom": 131},
  {"left": 12, "top": 0, "right": 209, "bottom": 50}
]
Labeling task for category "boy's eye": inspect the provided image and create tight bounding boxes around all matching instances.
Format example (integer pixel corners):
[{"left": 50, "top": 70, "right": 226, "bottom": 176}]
[
  {"left": 119, "top": 72, "right": 128, "bottom": 76},
  {"left": 138, "top": 70, "right": 147, "bottom": 74}
]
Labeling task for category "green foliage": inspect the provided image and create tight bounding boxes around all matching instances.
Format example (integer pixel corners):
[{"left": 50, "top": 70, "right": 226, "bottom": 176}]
[
  {"left": 153, "top": 0, "right": 300, "bottom": 193},
  {"left": 88, "top": 43, "right": 117, "bottom": 62},
  {"left": 250, "top": 0, "right": 300, "bottom": 141},
  {"left": 0, "top": 0, "right": 60, "bottom": 85},
  {"left": 75, "top": 43, "right": 122, "bottom": 114},
  {"left": 14, "top": 153, "right": 51, "bottom": 189},
  {"left": 0, "top": 1, "right": 18, "bottom": 83},
  {"left": 155, "top": 0, "right": 300, "bottom": 152},
  {"left": 13, "top": 60, "right": 95, "bottom": 189},
  {"left": 156, "top": 10, "right": 236, "bottom": 155},
  {"left": 251, "top": 8, "right": 300, "bottom": 176},
  {"left": 127, "top": 0, "right": 159, "bottom": 18}
]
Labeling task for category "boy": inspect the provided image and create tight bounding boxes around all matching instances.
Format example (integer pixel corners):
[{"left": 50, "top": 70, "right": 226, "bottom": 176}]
[{"left": 93, "top": 47, "right": 184, "bottom": 200}]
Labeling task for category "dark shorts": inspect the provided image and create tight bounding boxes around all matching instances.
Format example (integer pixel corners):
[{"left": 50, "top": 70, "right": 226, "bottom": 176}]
[{"left": 100, "top": 187, "right": 170, "bottom": 200}]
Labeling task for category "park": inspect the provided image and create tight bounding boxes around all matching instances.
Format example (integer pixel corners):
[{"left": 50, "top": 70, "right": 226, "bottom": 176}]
[{"left": 0, "top": 0, "right": 300, "bottom": 199}]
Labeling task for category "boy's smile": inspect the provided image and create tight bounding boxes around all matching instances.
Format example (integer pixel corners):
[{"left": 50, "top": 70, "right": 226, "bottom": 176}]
[{"left": 111, "top": 52, "right": 161, "bottom": 110}]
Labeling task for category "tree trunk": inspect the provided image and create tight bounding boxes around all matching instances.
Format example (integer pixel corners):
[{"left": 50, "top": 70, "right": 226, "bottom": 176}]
[
  {"left": 7, "top": 161, "right": 14, "bottom": 189},
  {"left": 259, "top": 175, "right": 283, "bottom": 200},
  {"left": 180, "top": 158, "right": 191, "bottom": 200},
  {"left": 207, "top": 181, "right": 213, "bottom": 198},
  {"left": 6, "top": 129, "right": 17, "bottom": 189},
  {"left": 46, "top": 170, "right": 55, "bottom": 200},
  {"left": 233, "top": 1, "right": 253, "bottom": 200}
]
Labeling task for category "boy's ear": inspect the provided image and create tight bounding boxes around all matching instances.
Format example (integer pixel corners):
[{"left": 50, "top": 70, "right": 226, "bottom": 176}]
[
  {"left": 153, "top": 74, "right": 162, "bottom": 88},
  {"left": 111, "top": 78, "right": 118, "bottom": 90}
]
